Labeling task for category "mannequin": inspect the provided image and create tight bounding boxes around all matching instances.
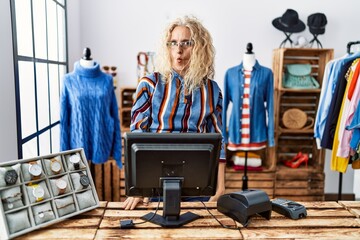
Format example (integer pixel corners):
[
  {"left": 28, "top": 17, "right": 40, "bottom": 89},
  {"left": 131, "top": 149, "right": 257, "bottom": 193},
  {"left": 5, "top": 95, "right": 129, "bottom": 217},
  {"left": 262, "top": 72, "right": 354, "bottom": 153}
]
[
  {"left": 60, "top": 49, "right": 122, "bottom": 168},
  {"left": 223, "top": 42, "right": 275, "bottom": 190},
  {"left": 240, "top": 43, "right": 256, "bottom": 190},
  {"left": 79, "top": 47, "right": 95, "bottom": 68},
  {"left": 243, "top": 43, "right": 256, "bottom": 71}
]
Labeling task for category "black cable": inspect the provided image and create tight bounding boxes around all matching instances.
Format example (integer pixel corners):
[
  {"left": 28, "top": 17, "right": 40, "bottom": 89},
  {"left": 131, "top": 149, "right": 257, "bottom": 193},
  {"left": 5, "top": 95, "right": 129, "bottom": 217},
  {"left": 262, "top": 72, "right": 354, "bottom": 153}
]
[
  {"left": 132, "top": 191, "right": 161, "bottom": 225},
  {"left": 120, "top": 190, "right": 161, "bottom": 228},
  {"left": 199, "top": 200, "right": 242, "bottom": 230}
]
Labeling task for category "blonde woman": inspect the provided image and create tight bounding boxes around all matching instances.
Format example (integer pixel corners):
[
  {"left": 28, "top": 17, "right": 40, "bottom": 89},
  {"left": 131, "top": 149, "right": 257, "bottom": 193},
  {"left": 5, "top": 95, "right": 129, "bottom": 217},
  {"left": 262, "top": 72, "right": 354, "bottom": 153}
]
[{"left": 123, "top": 16, "right": 226, "bottom": 210}]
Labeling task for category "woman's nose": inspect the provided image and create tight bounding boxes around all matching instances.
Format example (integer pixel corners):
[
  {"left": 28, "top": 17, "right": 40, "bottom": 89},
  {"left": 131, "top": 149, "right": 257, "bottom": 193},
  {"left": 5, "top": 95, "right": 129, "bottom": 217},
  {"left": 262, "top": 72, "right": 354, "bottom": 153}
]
[{"left": 176, "top": 46, "right": 183, "bottom": 54}]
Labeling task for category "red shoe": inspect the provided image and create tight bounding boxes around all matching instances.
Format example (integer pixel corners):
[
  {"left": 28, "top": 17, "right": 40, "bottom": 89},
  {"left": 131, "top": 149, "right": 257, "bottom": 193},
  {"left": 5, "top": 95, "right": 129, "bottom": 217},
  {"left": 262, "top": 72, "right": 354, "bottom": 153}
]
[
  {"left": 285, "top": 154, "right": 309, "bottom": 168},
  {"left": 281, "top": 152, "right": 303, "bottom": 165}
]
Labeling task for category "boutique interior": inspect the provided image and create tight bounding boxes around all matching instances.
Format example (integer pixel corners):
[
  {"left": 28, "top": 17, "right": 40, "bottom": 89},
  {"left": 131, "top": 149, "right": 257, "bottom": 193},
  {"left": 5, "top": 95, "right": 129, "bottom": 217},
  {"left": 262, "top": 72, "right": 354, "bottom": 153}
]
[{"left": 1, "top": 1, "right": 360, "bottom": 239}]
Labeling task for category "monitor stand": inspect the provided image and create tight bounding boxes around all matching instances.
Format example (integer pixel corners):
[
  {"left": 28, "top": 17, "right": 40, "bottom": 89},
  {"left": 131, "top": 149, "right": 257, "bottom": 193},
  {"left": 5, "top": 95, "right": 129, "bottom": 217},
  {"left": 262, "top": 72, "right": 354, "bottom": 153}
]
[{"left": 141, "top": 179, "right": 201, "bottom": 227}]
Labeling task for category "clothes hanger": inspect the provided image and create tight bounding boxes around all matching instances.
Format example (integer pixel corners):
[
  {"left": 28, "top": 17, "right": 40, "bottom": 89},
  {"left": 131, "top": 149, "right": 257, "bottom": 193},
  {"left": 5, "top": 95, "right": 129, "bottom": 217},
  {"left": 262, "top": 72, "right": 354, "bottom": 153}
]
[{"left": 347, "top": 41, "right": 360, "bottom": 54}]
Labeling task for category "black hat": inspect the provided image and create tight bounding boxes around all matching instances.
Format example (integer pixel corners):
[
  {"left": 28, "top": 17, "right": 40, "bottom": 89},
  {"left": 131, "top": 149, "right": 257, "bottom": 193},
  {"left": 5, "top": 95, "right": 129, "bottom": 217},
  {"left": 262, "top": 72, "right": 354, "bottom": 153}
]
[
  {"left": 308, "top": 13, "right": 327, "bottom": 35},
  {"left": 272, "top": 9, "right": 305, "bottom": 33}
]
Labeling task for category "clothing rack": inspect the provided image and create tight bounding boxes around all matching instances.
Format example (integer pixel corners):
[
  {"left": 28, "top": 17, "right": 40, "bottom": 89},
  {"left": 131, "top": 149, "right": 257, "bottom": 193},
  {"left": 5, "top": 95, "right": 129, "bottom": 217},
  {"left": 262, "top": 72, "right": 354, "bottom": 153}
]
[
  {"left": 347, "top": 41, "right": 360, "bottom": 54},
  {"left": 337, "top": 40, "right": 360, "bottom": 201}
]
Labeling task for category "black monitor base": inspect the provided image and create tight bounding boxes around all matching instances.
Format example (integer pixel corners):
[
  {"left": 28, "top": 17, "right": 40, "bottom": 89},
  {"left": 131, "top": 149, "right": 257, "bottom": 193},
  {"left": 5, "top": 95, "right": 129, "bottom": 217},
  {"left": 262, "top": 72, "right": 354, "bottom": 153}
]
[{"left": 141, "top": 212, "right": 201, "bottom": 227}]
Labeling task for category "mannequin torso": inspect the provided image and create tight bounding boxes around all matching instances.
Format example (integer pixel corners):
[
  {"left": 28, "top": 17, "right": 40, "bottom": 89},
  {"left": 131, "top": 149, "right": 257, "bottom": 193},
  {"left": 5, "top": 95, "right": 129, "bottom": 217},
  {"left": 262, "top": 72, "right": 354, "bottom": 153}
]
[
  {"left": 243, "top": 53, "right": 256, "bottom": 71},
  {"left": 80, "top": 58, "right": 95, "bottom": 68}
]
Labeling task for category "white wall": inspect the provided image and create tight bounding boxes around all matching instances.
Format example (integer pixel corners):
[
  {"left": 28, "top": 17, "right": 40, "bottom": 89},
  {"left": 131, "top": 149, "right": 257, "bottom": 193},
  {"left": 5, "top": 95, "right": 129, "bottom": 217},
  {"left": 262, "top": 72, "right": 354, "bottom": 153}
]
[
  {"left": 67, "top": 0, "right": 360, "bottom": 198},
  {"left": 69, "top": 0, "right": 360, "bottom": 88},
  {"left": 0, "top": 0, "right": 358, "bottom": 198},
  {"left": 0, "top": 1, "right": 18, "bottom": 162}
]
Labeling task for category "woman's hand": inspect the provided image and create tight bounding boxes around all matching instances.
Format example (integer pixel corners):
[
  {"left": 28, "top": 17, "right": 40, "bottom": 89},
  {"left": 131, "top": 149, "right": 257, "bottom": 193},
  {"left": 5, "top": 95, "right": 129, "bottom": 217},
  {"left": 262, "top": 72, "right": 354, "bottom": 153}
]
[
  {"left": 122, "top": 197, "right": 149, "bottom": 210},
  {"left": 208, "top": 187, "right": 225, "bottom": 202}
]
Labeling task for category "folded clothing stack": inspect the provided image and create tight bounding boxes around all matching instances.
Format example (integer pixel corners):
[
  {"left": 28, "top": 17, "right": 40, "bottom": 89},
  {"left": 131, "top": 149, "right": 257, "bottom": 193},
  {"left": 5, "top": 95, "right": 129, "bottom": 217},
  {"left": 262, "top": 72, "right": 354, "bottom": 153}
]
[{"left": 231, "top": 151, "right": 263, "bottom": 171}]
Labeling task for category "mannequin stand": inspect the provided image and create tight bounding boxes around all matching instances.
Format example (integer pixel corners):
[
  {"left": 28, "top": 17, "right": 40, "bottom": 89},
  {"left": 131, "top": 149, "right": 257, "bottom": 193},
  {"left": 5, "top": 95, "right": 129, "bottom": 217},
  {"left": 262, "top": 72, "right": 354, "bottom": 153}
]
[
  {"left": 309, "top": 34, "right": 323, "bottom": 48},
  {"left": 242, "top": 151, "right": 248, "bottom": 190},
  {"left": 279, "top": 32, "right": 293, "bottom": 48}
]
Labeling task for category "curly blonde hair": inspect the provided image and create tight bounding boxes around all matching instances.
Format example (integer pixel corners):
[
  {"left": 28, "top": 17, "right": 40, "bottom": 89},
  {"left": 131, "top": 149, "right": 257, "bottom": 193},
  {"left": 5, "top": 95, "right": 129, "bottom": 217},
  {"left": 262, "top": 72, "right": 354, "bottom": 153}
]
[{"left": 155, "top": 16, "right": 215, "bottom": 92}]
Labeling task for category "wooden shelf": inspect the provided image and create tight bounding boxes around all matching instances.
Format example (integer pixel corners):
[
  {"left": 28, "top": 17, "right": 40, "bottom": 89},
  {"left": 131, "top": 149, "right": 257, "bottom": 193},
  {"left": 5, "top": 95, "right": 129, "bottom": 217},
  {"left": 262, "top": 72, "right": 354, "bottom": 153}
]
[
  {"left": 279, "top": 127, "right": 314, "bottom": 134},
  {"left": 119, "top": 88, "right": 136, "bottom": 131},
  {"left": 279, "top": 88, "right": 322, "bottom": 93},
  {"left": 272, "top": 48, "right": 333, "bottom": 201}
]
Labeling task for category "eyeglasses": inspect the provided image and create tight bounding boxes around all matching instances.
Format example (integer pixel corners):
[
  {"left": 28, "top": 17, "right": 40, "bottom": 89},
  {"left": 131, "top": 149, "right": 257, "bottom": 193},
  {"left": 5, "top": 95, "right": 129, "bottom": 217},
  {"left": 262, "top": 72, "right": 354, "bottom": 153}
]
[{"left": 167, "top": 40, "right": 194, "bottom": 48}]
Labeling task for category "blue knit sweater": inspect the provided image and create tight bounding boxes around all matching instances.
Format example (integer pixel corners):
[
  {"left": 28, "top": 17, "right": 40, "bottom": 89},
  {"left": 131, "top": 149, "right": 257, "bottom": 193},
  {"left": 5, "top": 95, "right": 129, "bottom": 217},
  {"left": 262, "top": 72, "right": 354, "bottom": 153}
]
[{"left": 60, "top": 61, "right": 122, "bottom": 168}]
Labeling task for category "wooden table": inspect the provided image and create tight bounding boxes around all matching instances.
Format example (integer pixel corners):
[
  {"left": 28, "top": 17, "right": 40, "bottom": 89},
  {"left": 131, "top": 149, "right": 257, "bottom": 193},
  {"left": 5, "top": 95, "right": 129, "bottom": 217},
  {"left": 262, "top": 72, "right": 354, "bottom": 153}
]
[{"left": 15, "top": 201, "right": 360, "bottom": 239}]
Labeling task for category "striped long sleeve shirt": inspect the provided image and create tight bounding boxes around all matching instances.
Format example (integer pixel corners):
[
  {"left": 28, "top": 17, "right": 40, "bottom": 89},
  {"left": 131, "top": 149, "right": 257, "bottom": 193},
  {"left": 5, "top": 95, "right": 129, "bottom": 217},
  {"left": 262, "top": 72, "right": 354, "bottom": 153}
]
[{"left": 130, "top": 71, "right": 226, "bottom": 162}]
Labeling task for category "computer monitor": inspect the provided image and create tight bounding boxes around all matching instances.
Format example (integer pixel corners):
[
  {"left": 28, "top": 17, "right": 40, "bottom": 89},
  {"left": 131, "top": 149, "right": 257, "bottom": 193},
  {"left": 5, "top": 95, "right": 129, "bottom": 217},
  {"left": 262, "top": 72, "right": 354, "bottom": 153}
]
[{"left": 124, "top": 132, "right": 222, "bottom": 227}]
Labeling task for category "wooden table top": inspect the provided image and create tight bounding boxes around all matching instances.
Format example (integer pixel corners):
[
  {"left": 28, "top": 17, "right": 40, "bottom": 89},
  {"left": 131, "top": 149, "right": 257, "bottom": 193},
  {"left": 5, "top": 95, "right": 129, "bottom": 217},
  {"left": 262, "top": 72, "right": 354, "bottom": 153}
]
[{"left": 15, "top": 200, "right": 360, "bottom": 239}]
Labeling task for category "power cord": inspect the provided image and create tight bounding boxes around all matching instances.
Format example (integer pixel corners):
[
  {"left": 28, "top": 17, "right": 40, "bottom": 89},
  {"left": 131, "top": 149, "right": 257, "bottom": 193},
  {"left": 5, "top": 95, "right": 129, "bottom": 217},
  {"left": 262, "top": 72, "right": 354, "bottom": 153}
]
[
  {"left": 199, "top": 200, "right": 242, "bottom": 230},
  {"left": 120, "top": 191, "right": 161, "bottom": 229},
  {"left": 120, "top": 195, "right": 242, "bottom": 230}
]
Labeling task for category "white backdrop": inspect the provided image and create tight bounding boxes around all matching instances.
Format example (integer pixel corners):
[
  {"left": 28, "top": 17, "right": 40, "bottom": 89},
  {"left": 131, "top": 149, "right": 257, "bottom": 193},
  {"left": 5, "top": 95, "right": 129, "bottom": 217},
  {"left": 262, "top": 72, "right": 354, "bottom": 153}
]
[
  {"left": 69, "top": 0, "right": 360, "bottom": 89},
  {"left": 0, "top": 0, "right": 359, "bottom": 198},
  {"left": 67, "top": 0, "right": 360, "bottom": 198}
]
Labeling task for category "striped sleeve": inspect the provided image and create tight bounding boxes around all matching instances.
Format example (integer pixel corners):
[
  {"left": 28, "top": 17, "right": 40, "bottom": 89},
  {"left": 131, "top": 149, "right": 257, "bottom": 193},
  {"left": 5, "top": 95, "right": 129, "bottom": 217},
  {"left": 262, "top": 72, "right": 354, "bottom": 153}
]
[
  {"left": 206, "top": 80, "right": 226, "bottom": 162},
  {"left": 130, "top": 74, "right": 157, "bottom": 132}
]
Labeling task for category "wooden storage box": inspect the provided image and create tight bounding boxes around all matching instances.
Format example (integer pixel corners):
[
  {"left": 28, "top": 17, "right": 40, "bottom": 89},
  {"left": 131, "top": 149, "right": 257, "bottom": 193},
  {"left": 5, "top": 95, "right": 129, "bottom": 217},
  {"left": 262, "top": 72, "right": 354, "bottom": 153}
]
[
  {"left": 275, "top": 168, "right": 325, "bottom": 201},
  {"left": 225, "top": 168, "right": 275, "bottom": 198},
  {"left": 272, "top": 48, "right": 334, "bottom": 91},
  {"left": 273, "top": 48, "right": 333, "bottom": 167},
  {"left": 119, "top": 87, "right": 136, "bottom": 132},
  {"left": 272, "top": 48, "right": 333, "bottom": 200},
  {"left": 90, "top": 160, "right": 125, "bottom": 202}
]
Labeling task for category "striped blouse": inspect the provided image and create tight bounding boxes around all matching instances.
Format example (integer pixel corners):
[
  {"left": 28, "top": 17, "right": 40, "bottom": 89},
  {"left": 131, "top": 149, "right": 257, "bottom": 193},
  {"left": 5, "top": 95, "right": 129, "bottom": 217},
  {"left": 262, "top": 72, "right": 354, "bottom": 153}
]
[{"left": 130, "top": 71, "right": 226, "bottom": 161}]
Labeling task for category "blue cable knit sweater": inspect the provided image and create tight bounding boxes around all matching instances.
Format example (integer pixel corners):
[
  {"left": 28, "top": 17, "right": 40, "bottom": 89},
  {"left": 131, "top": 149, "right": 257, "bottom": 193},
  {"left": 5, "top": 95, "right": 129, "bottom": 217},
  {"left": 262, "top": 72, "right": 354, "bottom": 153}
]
[{"left": 60, "top": 61, "right": 122, "bottom": 168}]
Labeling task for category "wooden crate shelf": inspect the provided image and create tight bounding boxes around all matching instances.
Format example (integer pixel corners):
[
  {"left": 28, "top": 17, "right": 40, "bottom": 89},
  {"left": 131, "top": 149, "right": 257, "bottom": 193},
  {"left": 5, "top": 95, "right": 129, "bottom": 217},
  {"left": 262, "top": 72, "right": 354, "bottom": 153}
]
[
  {"left": 88, "top": 159, "right": 124, "bottom": 202},
  {"left": 119, "top": 87, "right": 136, "bottom": 132},
  {"left": 272, "top": 48, "right": 333, "bottom": 200},
  {"left": 225, "top": 167, "right": 275, "bottom": 198},
  {"left": 275, "top": 169, "right": 325, "bottom": 201}
]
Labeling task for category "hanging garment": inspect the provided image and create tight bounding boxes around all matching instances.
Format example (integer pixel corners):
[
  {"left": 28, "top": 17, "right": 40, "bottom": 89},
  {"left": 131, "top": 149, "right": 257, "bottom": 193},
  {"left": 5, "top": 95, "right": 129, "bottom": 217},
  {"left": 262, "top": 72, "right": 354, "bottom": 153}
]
[
  {"left": 321, "top": 60, "right": 352, "bottom": 149},
  {"left": 350, "top": 143, "right": 360, "bottom": 169},
  {"left": 330, "top": 59, "right": 358, "bottom": 172},
  {"left": 314, "top": 52, "right": 360, "bottom": 147},
  {"left": 60, "top": 61, "right": 122, "bottom": 168},
  {"left": 346, "top": 102, "right": 360, "bottom": 151},
  {"left": 222, "top": 61, "right": 274, "bottom": 149},
  {"left": 337, "top": 59, "right": 360, "bottom": 158},
  {"left": 314, "top": 57, "right": 342, "bottom": 148}
]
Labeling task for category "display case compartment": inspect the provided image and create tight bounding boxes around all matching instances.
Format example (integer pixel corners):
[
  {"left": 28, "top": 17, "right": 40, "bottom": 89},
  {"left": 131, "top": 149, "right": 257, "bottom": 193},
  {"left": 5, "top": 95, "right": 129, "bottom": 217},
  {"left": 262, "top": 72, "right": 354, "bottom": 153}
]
[{"left": 0, "top": 148, "right": 99, "bottom": 240}]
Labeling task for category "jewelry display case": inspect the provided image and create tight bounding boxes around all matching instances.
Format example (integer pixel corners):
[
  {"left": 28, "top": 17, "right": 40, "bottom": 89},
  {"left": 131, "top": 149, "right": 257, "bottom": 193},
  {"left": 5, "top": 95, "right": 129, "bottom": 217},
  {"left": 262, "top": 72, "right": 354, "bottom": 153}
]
[{"left": 0, "top": 148, "right": 99, "bottom": 240}]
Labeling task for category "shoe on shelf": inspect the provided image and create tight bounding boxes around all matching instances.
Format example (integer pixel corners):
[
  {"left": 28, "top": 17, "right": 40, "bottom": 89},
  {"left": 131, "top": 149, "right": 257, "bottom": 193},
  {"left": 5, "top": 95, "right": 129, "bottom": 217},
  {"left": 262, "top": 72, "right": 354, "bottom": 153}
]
[
  {"left": 284, "top": 154, "right": 309, "bottom": 168},
  {"left": 281, "top": 152, "right": 303, "bottom": 165}
]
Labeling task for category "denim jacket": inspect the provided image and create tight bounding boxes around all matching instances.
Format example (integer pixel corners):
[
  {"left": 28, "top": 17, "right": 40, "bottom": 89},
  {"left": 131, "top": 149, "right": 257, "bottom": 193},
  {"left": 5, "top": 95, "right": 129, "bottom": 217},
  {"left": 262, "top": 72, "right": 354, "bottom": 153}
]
[{"left": 222, "top": 61, "right": 275, "bottom": 147}]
